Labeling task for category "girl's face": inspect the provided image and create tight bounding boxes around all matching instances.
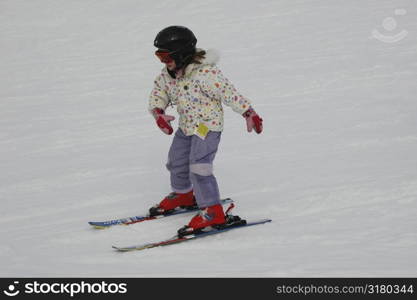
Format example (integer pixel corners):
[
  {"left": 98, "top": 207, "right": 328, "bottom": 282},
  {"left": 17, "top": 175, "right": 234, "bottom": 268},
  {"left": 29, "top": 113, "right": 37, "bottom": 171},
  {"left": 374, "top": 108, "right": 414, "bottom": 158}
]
[
  {"left": 155, "top": 50, "right": 176, "bottom": 71},
  {"left": 165, "top": 60, "right": 176, "bottom": 71}
]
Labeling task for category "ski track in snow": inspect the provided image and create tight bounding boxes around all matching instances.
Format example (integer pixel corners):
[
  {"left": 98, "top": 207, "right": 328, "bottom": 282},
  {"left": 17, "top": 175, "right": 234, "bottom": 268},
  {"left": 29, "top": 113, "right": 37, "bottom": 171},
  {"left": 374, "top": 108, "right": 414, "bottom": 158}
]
[{"left": 1, "top": 0, "right": 417, "bottom": 276}]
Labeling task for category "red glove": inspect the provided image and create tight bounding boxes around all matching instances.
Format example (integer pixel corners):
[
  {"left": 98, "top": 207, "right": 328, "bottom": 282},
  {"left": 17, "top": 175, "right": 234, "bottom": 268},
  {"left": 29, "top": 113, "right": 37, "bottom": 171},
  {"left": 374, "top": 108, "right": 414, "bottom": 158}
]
[
  {"left": 152, "top": 108, "right": 175, "bottom": 135},
  {"left": 243, "top": 107, "right": 263, "bottom": 134}
]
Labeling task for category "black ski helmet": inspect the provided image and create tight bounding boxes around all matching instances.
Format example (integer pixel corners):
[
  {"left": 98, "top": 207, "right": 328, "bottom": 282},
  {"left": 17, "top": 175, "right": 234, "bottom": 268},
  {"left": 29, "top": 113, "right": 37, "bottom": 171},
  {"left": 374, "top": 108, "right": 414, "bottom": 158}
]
[{"left": 154, "top": 26, "right": 197, "bottom": 68}]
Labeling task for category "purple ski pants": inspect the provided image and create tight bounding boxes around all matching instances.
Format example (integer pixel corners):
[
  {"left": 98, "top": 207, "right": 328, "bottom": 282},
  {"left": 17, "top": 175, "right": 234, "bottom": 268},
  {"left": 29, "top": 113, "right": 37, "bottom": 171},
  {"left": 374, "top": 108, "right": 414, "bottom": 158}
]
[{"left": 166, "top": 128, "right": 221, "bottom": 208}]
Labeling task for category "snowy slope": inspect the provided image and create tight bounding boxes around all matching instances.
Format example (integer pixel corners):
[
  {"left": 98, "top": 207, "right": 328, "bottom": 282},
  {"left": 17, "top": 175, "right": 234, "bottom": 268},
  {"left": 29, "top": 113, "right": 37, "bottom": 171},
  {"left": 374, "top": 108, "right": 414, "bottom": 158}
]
[{"left": 1, "top": 0, "right": 416, "bottom": 277}]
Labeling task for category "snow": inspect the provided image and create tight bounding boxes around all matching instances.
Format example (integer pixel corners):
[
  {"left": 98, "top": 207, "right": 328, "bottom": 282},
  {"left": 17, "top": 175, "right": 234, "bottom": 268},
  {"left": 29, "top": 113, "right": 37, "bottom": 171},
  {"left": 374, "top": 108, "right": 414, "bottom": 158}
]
[{"left": 1, "top": 0, "right": 416, "bottom": 277}]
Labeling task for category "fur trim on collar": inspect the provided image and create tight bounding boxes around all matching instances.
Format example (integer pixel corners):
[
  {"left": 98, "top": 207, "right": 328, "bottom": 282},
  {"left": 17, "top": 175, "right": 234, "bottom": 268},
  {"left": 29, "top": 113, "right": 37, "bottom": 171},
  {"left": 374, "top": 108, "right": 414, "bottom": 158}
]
[
  {"left": 164, "top": 48, "right": 221, "bottom": 78},
  {"left": 200, "top": 48, "right": 220, "bottom": 65},
  {"left": 182, "top": 48, "right": 220, "bottom": 76}
]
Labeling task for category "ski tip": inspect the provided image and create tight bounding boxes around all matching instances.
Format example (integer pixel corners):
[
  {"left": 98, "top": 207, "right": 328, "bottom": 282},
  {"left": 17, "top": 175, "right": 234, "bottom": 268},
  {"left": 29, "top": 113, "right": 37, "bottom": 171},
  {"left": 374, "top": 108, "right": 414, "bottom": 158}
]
[
  {"left": 88, "top": 222, "right": 108, "bottom": 229},
  {"left": 112, "top": 246, "right": 129, "bottom": 252},
  {"left": 259, "top": 219, "right": 272, "bottom": 224},
  {"left": 245, "top": 218, "right": 272, "bottom": 227},
  {"left": 113, "top": 245, "right": 145, "bottom": 252}
]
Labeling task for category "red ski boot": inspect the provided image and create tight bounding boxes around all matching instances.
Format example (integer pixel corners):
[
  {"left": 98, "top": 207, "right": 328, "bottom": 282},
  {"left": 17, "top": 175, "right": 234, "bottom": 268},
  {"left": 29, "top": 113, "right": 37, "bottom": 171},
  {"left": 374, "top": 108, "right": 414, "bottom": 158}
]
[
  {"left": 177, "top": 203, "right": 227, "bottom": 236},
  {"left": 149, "top": 190, "right": 197, "bottom": 216}
]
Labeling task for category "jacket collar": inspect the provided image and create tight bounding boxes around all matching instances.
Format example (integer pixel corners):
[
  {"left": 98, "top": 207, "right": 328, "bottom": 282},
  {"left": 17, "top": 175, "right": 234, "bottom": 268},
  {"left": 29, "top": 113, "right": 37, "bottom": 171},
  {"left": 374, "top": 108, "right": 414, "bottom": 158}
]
[{"left": 164, "top": 49, "right": 220, "bottom": 79}]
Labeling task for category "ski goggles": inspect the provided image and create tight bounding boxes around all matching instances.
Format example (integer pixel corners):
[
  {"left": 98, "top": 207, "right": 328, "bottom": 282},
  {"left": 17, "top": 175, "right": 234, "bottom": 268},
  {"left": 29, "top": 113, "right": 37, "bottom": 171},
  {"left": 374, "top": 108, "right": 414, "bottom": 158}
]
[{"left": 155, "top": 49, "right": 174, "bottom": 63}]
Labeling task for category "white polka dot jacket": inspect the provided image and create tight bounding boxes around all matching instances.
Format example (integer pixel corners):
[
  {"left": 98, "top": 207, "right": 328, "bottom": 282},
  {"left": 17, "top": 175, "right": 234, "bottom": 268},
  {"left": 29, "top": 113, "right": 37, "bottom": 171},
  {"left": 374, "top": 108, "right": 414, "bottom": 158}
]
[{"left": 148, "top": 49, "right": 252, "bottom": 136}]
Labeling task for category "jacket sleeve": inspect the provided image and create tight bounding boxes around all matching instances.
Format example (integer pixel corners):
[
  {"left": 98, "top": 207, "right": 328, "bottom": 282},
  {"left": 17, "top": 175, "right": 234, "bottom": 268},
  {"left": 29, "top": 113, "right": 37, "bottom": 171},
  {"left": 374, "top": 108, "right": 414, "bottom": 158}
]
[
  {"left": 148, "top": 74, "right": 170, "bottom": 113},
  {"left": 199, "top": 65, "right": 251, "bottom": 115}
]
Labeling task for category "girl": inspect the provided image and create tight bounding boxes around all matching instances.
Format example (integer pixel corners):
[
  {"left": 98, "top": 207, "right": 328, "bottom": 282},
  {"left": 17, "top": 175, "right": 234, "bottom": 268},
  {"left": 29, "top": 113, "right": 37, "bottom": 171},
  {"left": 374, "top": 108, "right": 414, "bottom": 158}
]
[{"left": 148, "top": 26, "right": 263, "bottom": 236}]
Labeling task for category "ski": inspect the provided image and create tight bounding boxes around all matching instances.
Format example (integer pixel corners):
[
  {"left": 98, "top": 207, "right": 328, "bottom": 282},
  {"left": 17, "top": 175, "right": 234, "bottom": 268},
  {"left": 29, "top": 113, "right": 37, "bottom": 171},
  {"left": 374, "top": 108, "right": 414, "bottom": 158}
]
[
  {"left": 112, "top": 218, "right": 272, "bottom": 252},
  {"left": 88, "top": 198, "right": 233, "bottom": 229}
]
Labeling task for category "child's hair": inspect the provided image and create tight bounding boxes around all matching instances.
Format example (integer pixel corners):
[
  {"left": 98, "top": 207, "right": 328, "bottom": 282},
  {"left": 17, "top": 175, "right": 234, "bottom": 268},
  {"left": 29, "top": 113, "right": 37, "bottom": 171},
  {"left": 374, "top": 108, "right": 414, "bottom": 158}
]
[{"left": 190, "top": 49, "right": 206, "bottom": 64}]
